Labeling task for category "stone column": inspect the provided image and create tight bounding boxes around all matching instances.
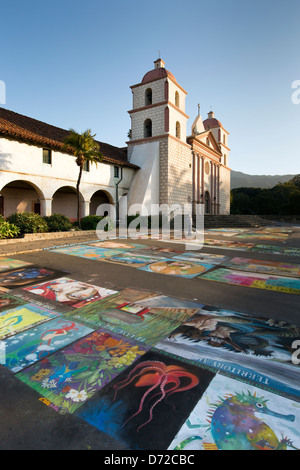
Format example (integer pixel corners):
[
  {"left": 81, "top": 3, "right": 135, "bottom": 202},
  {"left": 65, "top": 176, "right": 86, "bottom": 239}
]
[
  {"left": 201, "top": 156, "right": 204, "bottom": 203},
  {"left": 192, "top": 151, "right": 196, "bottom": 212},
  {"left": 214, "top": 164, "right": 217, "bottom": 215},
  {"left": 40, "top": 198, "right": 53, "bottom": 217},
  {"left": 210, "top": 161, "right": 214, "bottom": 214},
  {"left": 82, "top": 200, "right": 90, "bottom": 218},
  {"left": 217, "top": 164, "right": 220, "bottom": 214}
]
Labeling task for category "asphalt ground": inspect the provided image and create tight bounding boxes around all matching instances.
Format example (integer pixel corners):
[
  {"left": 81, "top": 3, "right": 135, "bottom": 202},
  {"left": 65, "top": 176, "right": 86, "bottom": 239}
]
[{"left": 0, "top": 226, "right": 299, "bottom": 451}]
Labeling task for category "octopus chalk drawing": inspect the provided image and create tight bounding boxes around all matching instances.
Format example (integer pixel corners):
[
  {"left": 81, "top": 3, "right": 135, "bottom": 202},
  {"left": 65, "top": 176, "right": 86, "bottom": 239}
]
[{"left": 113, "top": 360, "right": 199, "bottom": 432}]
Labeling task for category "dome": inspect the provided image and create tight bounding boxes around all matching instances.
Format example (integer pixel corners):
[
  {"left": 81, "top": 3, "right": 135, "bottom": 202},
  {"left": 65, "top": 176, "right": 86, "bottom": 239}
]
[
  {"left": 141, "top": 59, "right": 178, "bottom": 85},
  {"left": 142, "top": 67, "right": 177, "bottom": 84},
  {"left": 203, "top": 112, "right": 222, "bottom": 129}
]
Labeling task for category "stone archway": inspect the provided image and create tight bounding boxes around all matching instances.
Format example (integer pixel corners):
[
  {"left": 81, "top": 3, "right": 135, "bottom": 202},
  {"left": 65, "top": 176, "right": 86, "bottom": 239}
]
[
  {"left": 52, "top": 186, "right": 83, "bottom": 220},
  {"left": 0, "top": 180, "right": 44, "bottom": 217},
  {"left": 90, "top": 190, "right": 113, "bottom": 216}
]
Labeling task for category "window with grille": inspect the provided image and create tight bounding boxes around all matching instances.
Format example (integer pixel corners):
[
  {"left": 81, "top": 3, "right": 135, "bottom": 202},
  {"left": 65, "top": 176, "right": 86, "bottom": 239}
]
[{"left": 43, "top": 148, "right": 52, "bottom": 164}]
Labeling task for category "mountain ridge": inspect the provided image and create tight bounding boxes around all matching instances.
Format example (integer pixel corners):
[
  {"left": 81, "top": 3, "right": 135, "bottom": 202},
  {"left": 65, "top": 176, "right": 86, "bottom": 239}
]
[{"left": 230, "top": 170, "right": 296, "bottom": 189}]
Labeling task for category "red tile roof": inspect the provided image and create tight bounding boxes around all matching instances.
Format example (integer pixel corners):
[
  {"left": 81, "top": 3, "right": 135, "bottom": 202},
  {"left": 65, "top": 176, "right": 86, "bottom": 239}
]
[{"left": 0, "top": 108, "right": 139, "bottom": 169}]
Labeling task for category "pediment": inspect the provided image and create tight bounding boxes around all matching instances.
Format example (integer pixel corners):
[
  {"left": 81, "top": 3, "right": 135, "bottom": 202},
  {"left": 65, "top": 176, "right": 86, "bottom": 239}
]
[{"left": 191, "top": 129, "right": 222, "bottom": 154}]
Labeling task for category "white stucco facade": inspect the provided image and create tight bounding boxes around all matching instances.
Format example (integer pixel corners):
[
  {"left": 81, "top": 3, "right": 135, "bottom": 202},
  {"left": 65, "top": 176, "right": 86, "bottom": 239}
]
[
  {"left": 0, "top": 137, "right": 135, "bottom": 218},
  {"left": 127, "top": 141, "right": 160, "bottom": 215}
]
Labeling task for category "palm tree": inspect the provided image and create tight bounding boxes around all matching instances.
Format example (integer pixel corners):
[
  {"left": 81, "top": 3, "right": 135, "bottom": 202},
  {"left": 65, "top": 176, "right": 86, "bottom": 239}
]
[{"left": 64, "top": 129, "right": 102, "bottom": 228}]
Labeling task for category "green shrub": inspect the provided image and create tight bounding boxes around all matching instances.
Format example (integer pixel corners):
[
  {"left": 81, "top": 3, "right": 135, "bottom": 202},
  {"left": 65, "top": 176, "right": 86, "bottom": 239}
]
[
  {"left": 44, "top": 213, "right": 72, "bottom": 232},
  {"left": 0, "top": 217, "right": 20, "bottom": 239},
  {"left": 80, "top": 215, "right": 115, "bottom": 231},
  {"left": 127, "top": 215, "right": 139, "bottom": 226},
  {"left": 7, "top": 212, "right": 48, "bottom": 235},
  {"left": 80, "top": 215, "right": 103, "bottom": 230},
  {"left": 127, "top": 214, "right": 163, "bottom": 228}
]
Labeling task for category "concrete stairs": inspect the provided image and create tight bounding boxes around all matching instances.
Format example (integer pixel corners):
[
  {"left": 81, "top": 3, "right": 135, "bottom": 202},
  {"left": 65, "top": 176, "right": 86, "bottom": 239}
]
[{"left": 203, "top": 215, "right": 270, "bottom": 228}]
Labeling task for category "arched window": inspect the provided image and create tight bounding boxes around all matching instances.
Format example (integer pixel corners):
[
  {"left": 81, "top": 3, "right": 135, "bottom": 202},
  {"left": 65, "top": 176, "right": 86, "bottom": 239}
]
[
  {"left": 224, "top": 154, "right": 227, "bottom": 166},
  {"left": 145, "top": 88, "right": 152, "bottom": 106},
  {"left": 176, "top": 121, "right": 181, "bottom": 139},
  {"left": 144, "top": 119, "right": 152, "bottom": 138},
  {"left": 175, "top": 91, "right": 179, "bottom": 107},
  {"left": 223, "top": 134, "right": 226, "bottom": 145}
]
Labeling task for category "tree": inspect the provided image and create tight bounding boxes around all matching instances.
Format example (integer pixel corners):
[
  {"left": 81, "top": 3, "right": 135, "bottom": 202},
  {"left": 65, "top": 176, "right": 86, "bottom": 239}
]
[
  {"left": 230, "top": 175, "right": 300, "bottom": 215},
  {"left": 64, "top": 129, "right": 102, "bottom": 228}
]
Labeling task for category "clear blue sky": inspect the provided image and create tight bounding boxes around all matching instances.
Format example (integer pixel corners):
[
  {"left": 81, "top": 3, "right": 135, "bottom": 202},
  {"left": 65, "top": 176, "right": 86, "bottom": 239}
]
[{"left": 1, "top": 0, "right": 300, "bottom": 175}]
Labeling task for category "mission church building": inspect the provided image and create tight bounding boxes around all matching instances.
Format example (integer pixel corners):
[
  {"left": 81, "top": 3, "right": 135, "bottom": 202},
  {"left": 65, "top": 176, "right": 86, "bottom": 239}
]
[{"left": 0, "top": 58, "right": 230, "bottom": 220}]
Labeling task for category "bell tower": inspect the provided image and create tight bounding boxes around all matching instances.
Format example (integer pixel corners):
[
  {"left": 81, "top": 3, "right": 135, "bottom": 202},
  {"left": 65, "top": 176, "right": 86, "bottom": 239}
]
[
  {"left": 127, "top": 59, "right": 193, "bottom": 211},
  {"left": 203, "top": 111, "right": 230, "bottom": 167},
  {"left": 128, "top": 57, "right": 189, "bottom": 142}
]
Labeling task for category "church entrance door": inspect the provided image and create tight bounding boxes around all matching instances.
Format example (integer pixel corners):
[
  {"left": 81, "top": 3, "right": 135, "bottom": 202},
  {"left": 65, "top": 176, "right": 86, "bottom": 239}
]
[{"left": 205, "top": 191, "right": 210, "bottom": 214}]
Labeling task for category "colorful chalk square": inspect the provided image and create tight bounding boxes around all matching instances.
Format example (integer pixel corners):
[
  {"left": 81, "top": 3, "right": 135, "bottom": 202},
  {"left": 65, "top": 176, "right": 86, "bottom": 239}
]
[
  {"left": 205, "top": 228, "right": 247, "bottom": 233},
  {"left": 23, "top": 277, "right": 118, "bottom": 309},
  {"left": 168, "top": 375, "right": 300, "bottom": 451},
  {"left": 0, "top": 292, "right": 27, "bottom": 314},
  {"left": 156, "top": 305, "right": 300, "bottom": 399},
  {"left": 0, "top": 266, "right": 67, "bottom": 289},
  {"left": 172, "top": 252, "right": 229, "bottom": 265},
  {"left": 2, "top": 317, "right": 94, "bottom": 372},
  {"left": 251, "top": 245, "right": 300, "bottom": 257},
  {"left": 50, "top": 245, "right": 124, "bottom": 259},
  {"left": 87, "top": 241, "right": 147, "bottom": 250},
  {"left": 0, "top": 303, "right": 61, "bottom": 340},
  {"left": 204, "top": 230, "right": 240, "bottom": 237},
  {"left": 0, "top": 258, "right": 32, "bottom": 273},
  {"left": 100, "top": 252, "right": 163, "bottom": 267},
  {"left": 130, "top": 246, "right": 184, "bottom": 258},
  {"left": 65, "top": 288, "right": 201, "bottom": 346},
  {"left": 223, "top": 257, "right": 300, "bottom": 277},
  {"left": 75, "top": 349, "right": 216, "bottom": 450},
  {"left": 199, "top": 268, "right": 300, "bottom": 294},
  {"left": 259, "top": 227, "right": 293, "bottom": 233},
  {"left": 236, "top": 232, "right": 289, "bottom": 241},
  {"left": 204, "top": 239, "right": 254, "bottom": 250},
  {"left": 138, "top": 259, "right": 215, "bottom": 278},
  {"left": 16, "top": 329, "right": 149, "bottom": 414}
]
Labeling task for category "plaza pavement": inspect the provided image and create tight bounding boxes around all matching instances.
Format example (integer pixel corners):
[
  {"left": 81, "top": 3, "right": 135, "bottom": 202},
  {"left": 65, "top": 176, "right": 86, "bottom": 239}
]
[{"left": 0, "top": 225, "right": 299, "bottom": 450}]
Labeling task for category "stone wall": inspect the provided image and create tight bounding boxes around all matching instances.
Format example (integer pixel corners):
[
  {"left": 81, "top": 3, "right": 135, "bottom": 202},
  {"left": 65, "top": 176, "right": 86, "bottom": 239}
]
[
  {"left": 132, "top": 78, "right": 166, "bottom": 109},
  {"left": 159, "top": 136, "right": 193, "bottom": 206},
  {"left": 130, "top": 105, "right": 166, "bottom": 140},
  {"left": 219, "top": 165, "right": 231, "bottom": 214}
]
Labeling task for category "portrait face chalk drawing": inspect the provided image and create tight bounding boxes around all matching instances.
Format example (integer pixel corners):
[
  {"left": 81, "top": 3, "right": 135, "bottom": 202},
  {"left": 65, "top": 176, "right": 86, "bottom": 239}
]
[
  {"left": 24, "top": 277, "right": 118, "bottom": 308},
  {"left": 0, "top": 266, "right": 67, "bottom": 289}
]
